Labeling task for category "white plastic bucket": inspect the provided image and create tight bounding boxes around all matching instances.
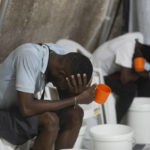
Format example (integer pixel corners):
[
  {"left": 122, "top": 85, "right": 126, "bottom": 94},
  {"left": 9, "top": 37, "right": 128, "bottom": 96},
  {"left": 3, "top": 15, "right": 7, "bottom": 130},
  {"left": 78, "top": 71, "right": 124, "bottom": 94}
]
[
  {"left": 60, "top": 149, "right": 87, "bottom": 150},
  {"left": 82, "top": 116, "right": 99, "bottom": 150},
  {"left": 90, "top": 124, "right": 134, "bottom": 150},
  {"left": 73, "top": 125, "right": 87, "bottom": 148},
  {"left": 127, "top": 97, "right": 150, "bottom": 144}
]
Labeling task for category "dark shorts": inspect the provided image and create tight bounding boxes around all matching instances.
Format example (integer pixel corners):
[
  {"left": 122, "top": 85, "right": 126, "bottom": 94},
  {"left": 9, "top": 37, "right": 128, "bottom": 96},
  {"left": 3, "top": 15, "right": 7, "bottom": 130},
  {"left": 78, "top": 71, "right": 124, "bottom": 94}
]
[
  {"left": 0, "top": 106, "right": 68, "bottom": 145},
  {"left": 0, "top": 107, "right": 38, "bottom": 145}
]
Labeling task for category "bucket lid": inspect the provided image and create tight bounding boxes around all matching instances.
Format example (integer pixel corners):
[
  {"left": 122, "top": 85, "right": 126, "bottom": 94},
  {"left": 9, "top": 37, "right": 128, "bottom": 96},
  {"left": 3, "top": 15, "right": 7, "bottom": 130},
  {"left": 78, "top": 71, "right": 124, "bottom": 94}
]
[
  {"left": 90, "top": 124, "right": 133, "bottom": 141},
  {"left": 129, "top": 97, "right": 150, "bottom": 112}
]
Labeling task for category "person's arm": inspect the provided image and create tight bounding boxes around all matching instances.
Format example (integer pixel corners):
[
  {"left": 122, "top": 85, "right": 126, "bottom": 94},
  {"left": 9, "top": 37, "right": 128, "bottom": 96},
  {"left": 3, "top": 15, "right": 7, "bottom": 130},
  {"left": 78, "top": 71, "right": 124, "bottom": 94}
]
[
  {"left": 133, "top": 39, "right": 150, "bottom": 78},
  {"left": 137, "top": 70, "right": 150, "bottom": 78},
  {"left": 120, "top": 66, "right": 150, "bottom": 85},
  {"left": 18, "top": 84, "right": 96, "bottom": 117},
  {"left": 120, "top": 67, "right": 140, "bottom": 84}
]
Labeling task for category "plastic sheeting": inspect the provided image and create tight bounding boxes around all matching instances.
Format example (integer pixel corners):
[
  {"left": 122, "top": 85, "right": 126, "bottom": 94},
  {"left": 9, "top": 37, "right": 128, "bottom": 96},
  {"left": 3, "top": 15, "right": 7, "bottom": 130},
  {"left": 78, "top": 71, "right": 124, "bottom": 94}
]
[{"left": 129, "top": 0, "right": 150, "bottom": 45}]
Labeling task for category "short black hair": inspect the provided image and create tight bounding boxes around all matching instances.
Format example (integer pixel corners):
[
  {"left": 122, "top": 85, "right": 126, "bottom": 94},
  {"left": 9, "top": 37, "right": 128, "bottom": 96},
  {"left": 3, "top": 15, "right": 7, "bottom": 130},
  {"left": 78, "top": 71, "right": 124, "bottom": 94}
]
[
  {"left": 140, "top": 44, "right": 150, "bottom": 62},
  {"left": 65, "top": 52, "right": 93, "bottom": 83}
]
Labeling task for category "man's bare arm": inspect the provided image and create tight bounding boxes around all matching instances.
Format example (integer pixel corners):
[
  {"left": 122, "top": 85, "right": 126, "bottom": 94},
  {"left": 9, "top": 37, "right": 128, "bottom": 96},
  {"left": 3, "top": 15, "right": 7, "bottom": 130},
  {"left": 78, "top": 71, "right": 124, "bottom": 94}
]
[
  {"left": 18, "top": 84, "right": 96, "bottom": 117},
  {"left": 120, "top": 67, "right": 139, "bottom": 84}
]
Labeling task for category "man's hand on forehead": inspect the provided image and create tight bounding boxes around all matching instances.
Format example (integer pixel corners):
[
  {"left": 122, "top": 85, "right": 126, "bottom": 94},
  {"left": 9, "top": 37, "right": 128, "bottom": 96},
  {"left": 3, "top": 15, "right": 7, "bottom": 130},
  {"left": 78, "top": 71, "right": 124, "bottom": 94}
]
[
  {"left": 66, "top": 73, "right": 91, "bottom": 95},
  {"left": 86, "top": 76, "right": 92, "bottom": 87}
]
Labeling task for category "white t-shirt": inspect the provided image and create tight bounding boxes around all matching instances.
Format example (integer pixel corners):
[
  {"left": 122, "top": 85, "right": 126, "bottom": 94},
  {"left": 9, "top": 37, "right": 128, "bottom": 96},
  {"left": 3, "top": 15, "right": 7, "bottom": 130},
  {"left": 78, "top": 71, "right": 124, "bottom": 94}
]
[
  {"left": 92, "top": 32, "right": 144, "bottom": 76},
  {"left": 0, "top": 43, "right": 66, "bottom": 109}
]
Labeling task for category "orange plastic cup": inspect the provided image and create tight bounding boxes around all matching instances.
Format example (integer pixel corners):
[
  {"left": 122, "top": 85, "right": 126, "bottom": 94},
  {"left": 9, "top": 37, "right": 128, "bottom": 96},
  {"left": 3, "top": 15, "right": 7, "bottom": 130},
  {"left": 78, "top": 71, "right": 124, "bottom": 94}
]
[
  {"left": 94, "top": 84, "right": 111, "bottom": 104},
  {"left": 134, "top": 57, "right": 145, "bottom": 72}
]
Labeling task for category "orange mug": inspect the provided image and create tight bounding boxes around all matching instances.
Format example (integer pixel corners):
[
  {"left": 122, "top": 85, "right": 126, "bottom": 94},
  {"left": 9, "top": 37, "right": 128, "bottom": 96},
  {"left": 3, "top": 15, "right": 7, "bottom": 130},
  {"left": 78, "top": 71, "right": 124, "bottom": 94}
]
[
  {"left": 94, "top": 84, "right": 111, "bottom": 104},
  {"left": 134, "top": 57, "right": 145, "bottom": 72}
]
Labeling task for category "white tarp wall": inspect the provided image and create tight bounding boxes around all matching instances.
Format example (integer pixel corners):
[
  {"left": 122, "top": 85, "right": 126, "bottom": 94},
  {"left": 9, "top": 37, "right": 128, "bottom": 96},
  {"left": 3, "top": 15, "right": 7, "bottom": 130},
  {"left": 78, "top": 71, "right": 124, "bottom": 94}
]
[{"left": 129, "top": 0, "right": 150, "bottom": 44}]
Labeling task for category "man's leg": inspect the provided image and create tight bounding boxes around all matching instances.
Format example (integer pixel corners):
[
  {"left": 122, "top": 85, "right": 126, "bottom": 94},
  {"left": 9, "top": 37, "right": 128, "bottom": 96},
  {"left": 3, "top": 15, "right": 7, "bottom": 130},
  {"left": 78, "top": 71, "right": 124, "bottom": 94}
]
[
  {"left": 137, "top": 78, "right": 150, "bottom": 97},
  {"left": 115, "top": 82, "right": 137, "bottom": 123},
  {"left": 33, "top": 112, "right": 59, "bottom": 150},
  {"left": 55, "top": 106, "right": 84, "bottom": 150},
  {"left": 0, "top": 107, "right": 38, "bottom": 146},
  {"left": 105, "top": 76, "right": 137, "bottom": 123}
]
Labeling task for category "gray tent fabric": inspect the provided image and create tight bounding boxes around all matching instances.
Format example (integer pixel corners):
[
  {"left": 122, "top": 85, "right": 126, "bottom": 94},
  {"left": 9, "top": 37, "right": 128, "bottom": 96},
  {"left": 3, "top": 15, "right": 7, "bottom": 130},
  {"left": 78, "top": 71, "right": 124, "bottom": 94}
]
[
  {"left": 129, "top": 0, "right": 150, "bottom": 44},
  {"left": 0, "top": 0, "right": 122, "bottom": 62},
  {"left": 0, "top": 0, "right": 110, "bottom": 62}
]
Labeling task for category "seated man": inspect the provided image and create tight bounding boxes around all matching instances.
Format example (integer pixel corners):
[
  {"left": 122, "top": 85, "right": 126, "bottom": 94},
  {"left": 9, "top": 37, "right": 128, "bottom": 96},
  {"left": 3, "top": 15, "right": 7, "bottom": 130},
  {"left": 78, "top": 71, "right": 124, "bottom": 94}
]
[
  {"left": 92, "top": 32, "right": 150, "bottom": 123},
  {"left": 0, "top": 43, "right": 96, "bottom": 150}
]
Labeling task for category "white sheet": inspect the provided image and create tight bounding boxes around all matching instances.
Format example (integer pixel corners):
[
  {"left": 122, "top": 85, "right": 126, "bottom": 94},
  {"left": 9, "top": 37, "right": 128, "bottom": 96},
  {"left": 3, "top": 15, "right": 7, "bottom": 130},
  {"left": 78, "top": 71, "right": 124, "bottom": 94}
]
[{"left": 129, "top": 0, "right": 150, "bottom": 44}]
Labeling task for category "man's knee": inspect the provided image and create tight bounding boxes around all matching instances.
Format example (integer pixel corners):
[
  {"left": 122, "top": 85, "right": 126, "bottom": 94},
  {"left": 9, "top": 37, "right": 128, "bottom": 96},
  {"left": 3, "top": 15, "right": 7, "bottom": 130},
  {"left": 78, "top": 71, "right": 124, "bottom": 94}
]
[
  {"left": 66, "top": 106, "right": 84, "bottom": 126},
  {"left": 39, "top": 112, "right": 59, "bottom": 132}
]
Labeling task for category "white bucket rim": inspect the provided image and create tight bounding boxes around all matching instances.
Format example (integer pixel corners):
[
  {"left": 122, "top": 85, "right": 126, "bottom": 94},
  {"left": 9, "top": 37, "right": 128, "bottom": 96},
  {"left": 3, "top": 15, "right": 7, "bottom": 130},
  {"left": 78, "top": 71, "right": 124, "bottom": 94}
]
[
  {"left": 129, "top": 97, "right": 150, "bottom": 111},
  {"left": 90, "top": 124, "right": 133, "bottom": 141},
  {"left": 60, "top": 149, "right": 87, "bottom": 150}
]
